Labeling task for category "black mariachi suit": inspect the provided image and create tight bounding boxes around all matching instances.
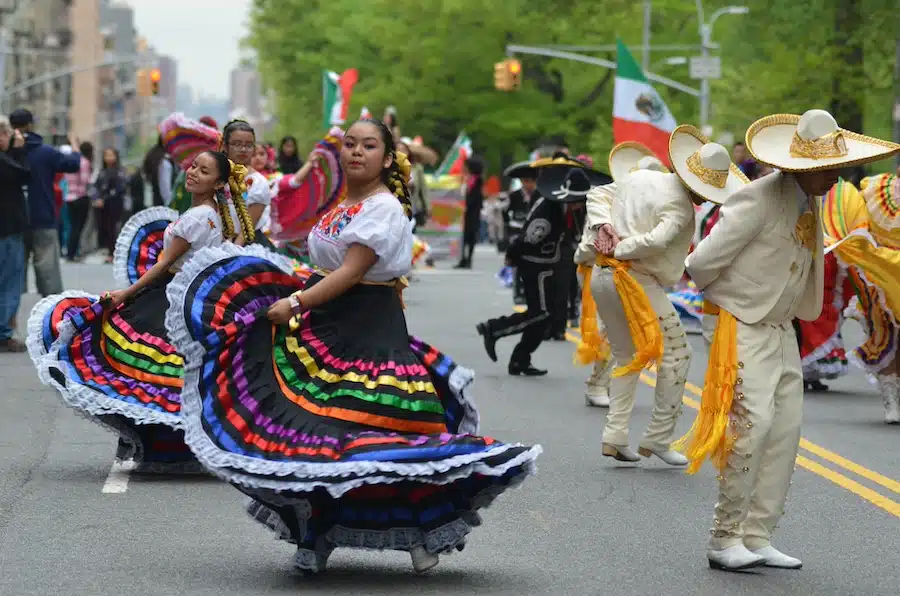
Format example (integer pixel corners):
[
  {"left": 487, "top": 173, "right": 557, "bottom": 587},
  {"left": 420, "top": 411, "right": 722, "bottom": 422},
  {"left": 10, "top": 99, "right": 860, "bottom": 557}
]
[
  {"left": 503, "top": 188, "right": 535, "bottom": 302},
  {"left": 483, "top": 195, "right": 566, "bottom": 366},
  {"left": 548, "top": 206, "right": 585, "bottom": 338}
]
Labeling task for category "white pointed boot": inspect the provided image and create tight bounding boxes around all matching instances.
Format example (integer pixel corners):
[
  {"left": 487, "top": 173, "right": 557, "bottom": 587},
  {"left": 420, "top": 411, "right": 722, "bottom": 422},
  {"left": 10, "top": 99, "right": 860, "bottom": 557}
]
[
  {"left": 410, "top": 545, "right": 439, "bottom": 573},
  {"left": 707, "top": 545, "right": 766, "bottom": 571},
  {"left": 585, "top": 359, "right": 612, "bottom": 407},
  {"left": 877, "top": 373, "right": 900, "bottom": 424},
  {"left": 751, "top": 545, "right": 802, "bottom": 569}
]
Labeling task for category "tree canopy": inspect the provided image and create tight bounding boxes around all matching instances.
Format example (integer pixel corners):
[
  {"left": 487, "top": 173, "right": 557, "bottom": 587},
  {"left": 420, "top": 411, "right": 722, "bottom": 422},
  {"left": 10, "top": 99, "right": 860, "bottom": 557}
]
[{"left": 247, "top": 0, "right": 897, "bottom": 174}]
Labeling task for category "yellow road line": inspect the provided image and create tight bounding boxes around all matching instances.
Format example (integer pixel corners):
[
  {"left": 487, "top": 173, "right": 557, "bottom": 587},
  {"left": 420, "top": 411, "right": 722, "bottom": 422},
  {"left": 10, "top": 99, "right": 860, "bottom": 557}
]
[{"left": 522, "top": 310, "right": 900, "bottom": 515}]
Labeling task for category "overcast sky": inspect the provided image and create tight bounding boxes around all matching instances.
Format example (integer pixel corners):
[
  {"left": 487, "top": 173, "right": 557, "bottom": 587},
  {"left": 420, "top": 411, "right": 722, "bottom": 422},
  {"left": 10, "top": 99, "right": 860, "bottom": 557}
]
[{"left": 121, "top": 0, "right": 252, "bottom": 99}]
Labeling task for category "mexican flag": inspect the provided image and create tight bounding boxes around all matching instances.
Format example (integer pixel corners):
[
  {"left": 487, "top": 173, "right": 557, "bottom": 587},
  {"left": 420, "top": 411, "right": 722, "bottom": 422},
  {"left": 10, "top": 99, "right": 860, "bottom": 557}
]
[
  {"left": 612, "top": 39, "right": 676, "bottom": 165},
  {"left": 322, "top": 69, "right": 359, "bottom": 129},
  {"left": 435, "top": 132, "right": 472, "bottom": 177}
]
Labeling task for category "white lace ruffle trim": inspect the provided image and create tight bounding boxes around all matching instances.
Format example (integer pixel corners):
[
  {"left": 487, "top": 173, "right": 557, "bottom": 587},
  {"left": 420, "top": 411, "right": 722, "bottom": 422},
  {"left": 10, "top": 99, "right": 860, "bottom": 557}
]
[
  {"left": 113, "top": 207, "right": 180, "bottom": 288},
  {"left": 164, "top": 243, "right": 540, "bottom": 498}
]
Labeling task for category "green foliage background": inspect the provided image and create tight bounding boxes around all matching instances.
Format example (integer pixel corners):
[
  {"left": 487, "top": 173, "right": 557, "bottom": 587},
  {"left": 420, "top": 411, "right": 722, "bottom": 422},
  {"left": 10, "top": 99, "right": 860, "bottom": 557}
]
[{"left": 246, "top": 0, "right": 897, "bottom": 174}]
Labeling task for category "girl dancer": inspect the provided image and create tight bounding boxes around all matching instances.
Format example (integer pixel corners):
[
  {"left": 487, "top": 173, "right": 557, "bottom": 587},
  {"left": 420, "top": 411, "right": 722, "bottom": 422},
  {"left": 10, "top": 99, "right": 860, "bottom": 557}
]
[
  {"left": 220, "top": 120, "right": 272, "bottom": 246},
  {"left": 165, "top": 118, "right": 541, "bottom": 574},
  {"left": 27, "top": 151, "right": 255, "bottom": 471}
]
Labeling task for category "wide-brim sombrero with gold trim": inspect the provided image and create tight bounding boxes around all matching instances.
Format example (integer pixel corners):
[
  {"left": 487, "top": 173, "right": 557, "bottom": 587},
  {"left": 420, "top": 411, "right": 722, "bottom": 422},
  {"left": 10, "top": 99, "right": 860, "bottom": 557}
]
[
  {"left": 669, "top": 124, "right": 749, "bottom": 205},
  {"left": 608, "top": 141, "right": 669, "bottom": 183},
  {"left": 746, "top": 109, "right": 900, "bottom": 173},
  {"left": 504, "top": 160, "right": 538, "bottom": 180}
]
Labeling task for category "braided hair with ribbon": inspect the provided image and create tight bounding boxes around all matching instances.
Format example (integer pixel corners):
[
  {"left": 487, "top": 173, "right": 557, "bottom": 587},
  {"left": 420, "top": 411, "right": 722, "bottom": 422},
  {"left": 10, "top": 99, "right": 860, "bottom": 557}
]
[{"left": 218, "top": 119, "right": 258, "bottom": 244}]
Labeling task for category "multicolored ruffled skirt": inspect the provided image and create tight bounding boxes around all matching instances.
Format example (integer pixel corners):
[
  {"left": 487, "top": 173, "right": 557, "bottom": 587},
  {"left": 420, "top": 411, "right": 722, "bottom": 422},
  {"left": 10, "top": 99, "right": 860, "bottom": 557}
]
[
  {"left": 164, "top": 244, "right": 541, "bottom": 572},
  {"left": 796, "top": 252, "right": 855, "bottom": 382},
  {"left": 27, "top": 208, "right": 311, "bottom": 472}
]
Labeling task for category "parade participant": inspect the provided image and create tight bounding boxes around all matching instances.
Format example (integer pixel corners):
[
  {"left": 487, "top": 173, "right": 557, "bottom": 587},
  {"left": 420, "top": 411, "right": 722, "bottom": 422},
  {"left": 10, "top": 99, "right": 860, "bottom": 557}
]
[
  {"left": 587, "top": 128, "right": 723, "bottom": 466},
  {"left": 679, "top": 109, "right": 898, "bottom": 571},
  {"left": 164, "top": 117, "right": 541, "bottom": 574},
  {"left": 821, "top": 173, "right": 900, "bottom": 423},
  {"left": 268, "top": 129, "right": 345, "bottom": 262},
  {"left": 220, "top": 119, "right": 271, "bottom": 245},
  {"left": 454, "top": 156, "right": 485, "bottom": 269},
  {"left": 27, "top": 151, "right": 254, "bottom": 472},
  {"left": 794, "top": 180, "right": 857, "bottom": 391},
  {"left": 477, "top": 154, "right": 608, "bottom": 376},
  {"left": 574, "top": 142, "right": 670, "bottom": 408},
  {"left": 502, "top": 162, "right": 540, "bottom": 303},
  {"left": 160, "top": 114, "right": 222, "bottom": 215}
]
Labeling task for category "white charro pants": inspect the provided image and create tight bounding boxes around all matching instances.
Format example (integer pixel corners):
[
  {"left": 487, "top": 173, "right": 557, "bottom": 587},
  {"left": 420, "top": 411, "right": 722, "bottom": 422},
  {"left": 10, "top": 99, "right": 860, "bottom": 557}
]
[
  {"left": 709, "top": 319, "right": 803, "bottom": 551},
  {"left": 590, "top": 266, "right": 692, "bottom": 451}
]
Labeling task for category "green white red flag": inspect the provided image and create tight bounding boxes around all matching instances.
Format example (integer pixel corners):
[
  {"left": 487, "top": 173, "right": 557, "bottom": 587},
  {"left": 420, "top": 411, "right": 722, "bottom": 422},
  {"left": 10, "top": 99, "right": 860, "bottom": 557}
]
[
  {"left": 612, "top": 39, "right": 676, "bottom": 164},
  {"left": 436, "top": 132, "right": 472, "bottom": 177},
  {"left": 322, "top": 69, "right": 359, "bottom": 129}
]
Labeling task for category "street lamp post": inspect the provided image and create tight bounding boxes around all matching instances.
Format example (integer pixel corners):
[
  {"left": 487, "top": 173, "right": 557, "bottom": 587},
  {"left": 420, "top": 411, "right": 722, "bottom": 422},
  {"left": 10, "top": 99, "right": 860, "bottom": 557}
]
[{"left": 696, "top": 2, "right": 748, "bottom": 130}]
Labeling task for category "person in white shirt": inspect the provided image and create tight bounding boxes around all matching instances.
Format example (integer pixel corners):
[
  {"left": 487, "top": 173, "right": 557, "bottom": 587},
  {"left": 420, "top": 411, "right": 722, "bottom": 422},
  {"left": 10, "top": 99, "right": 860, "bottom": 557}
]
[
  {"left": 681, "top": 109, "right": 898, "bottom": 572},
  {"left": 574, "top": 142, "right": 672, "bottom": 408},
  {"left": 589, "top": 133, "right": 712, "bottom": 467}
]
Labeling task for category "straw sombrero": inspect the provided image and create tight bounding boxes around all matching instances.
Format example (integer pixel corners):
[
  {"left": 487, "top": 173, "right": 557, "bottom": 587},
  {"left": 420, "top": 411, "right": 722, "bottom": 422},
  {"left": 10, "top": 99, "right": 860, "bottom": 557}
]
[
  {"left": 669, "top": 125, "right": 749, "bottom": 205},
  {"left": 608, "top": 141, "right": 669, "bottom": 183},
  {"left": 746, "top": 109, "right": 900, "bottom": 173}
]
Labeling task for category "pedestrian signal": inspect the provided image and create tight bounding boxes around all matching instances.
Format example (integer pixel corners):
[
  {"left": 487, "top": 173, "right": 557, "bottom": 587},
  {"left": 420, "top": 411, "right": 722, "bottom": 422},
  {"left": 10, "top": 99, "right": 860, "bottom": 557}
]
[{"left": 494, "top": 60, "right": 522, "bottom": 92}]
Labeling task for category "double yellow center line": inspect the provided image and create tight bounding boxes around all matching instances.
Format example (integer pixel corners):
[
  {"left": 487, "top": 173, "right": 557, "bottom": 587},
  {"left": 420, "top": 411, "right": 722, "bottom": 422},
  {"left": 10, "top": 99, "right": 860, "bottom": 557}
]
[{"left": 510, "top": 306, "right": 899, "bottom": 517}]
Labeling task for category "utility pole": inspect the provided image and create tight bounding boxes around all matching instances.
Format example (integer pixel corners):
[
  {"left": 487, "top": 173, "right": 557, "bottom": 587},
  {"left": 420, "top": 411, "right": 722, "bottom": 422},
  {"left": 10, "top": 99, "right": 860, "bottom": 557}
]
[{"left": 642, "top": 1, "right": 651, "bottom": 72}]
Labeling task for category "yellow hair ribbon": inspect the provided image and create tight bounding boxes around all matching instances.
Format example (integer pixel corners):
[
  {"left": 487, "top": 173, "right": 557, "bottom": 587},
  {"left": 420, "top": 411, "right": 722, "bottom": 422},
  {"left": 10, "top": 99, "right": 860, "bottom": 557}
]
[
  {"left": 671, "top": 301, "right": 738, "bottom": 475},
  {"left": 228, "top": 161, "right": 249, "bottom": 198},
  {"left": 594, "top": 254, "right": 663, "bottom": 376},
  {"left": 395, "top": 151, "right": 412, "bottom": 184},
  {"left": 574, "top": 264, "right": 611, "bottom": 366}
]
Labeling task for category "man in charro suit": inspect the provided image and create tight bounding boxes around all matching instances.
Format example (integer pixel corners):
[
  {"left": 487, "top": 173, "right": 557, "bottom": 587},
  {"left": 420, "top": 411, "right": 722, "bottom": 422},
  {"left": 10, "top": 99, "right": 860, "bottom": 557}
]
[{"left": 682, "top": 109, "right": 898, "bottom": 572}]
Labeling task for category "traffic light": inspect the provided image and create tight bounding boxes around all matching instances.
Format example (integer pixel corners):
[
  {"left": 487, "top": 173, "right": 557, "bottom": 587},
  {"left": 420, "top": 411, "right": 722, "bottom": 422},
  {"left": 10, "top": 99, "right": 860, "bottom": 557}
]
[
  {"left": 507, "top": 59, "right": 521, "bottom": 90},
  {"left": 493, "top": 59, "right": 522, "bottom": 92},
  {"left": 150, "top": 68, "right": 161, "bottom": 96},
  {"left": 494, "top": 61, "right": 510, "bottom": 91}
]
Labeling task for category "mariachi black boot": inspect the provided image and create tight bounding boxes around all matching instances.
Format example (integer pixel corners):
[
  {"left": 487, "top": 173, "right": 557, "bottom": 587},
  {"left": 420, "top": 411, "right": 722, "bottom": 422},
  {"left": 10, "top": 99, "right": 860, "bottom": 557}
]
[{"left": 508, "top": 359, "right": 548, "bottom": 377}]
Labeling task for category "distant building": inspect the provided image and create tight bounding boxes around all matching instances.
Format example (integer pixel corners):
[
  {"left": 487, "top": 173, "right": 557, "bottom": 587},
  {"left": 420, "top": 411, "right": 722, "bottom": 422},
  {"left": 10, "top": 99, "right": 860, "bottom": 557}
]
[
  {"left": 229, "top": 66, "right": 263, "bottom": 131},
  {"left": 157, "top": 54, "right": 177, "bottom": 114},
  {"left": 0, "top": 0, "right": 74, "bottom": 141}
]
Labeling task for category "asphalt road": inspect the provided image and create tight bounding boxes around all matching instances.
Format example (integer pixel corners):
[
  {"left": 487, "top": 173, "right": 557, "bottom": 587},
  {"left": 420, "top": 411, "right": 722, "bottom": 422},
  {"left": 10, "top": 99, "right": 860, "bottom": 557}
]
[{"left": 0, "top": 245, "right": 897, "bottom": 596}]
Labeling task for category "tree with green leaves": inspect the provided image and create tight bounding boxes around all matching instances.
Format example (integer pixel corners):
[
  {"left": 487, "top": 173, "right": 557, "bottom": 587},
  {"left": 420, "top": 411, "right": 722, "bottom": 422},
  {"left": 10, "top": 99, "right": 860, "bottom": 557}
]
[{"left": 246, "top": 0, "right": 897, "bottom": 174}]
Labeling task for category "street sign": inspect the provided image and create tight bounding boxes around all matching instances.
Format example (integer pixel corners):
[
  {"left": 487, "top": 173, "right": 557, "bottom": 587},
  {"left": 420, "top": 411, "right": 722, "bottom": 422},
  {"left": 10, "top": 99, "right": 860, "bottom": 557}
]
[{"left": 690, "top": 56, "right": 721, "bottom": 80}]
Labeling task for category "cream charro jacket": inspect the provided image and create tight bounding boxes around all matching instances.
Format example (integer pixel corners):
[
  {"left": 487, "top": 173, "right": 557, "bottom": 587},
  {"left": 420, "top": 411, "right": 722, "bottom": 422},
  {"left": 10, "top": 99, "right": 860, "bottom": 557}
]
[
  {"left": 686, "top": 171, "right": 825, "bottom": 324},
  {"left": 575, "top": 171, "right": 694, "bottom": 288}
]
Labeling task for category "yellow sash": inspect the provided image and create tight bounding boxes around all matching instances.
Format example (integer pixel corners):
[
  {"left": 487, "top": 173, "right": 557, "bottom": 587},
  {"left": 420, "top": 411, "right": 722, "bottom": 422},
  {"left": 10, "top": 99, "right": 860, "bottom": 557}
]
[
  {"left": 594, "top": 254, "right": 663, "bottom": 377},
  {"left": 672, "top": 300, "right": 738, "bottom": 475},
  {"left": 574, "top": 264, "right": 611, "bottom": 366}
]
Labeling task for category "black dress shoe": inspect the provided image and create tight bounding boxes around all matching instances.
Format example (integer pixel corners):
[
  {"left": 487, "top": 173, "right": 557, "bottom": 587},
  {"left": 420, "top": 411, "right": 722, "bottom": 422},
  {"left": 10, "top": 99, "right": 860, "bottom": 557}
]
[
  {"left": 508, "top": 362, "right": 548, "bottom": 376},
  {"left": 805, "top": 380, "right": 829, "bottom": 392},
  {"left": 454, "top": 260, "right": 471, "bottom": 269},
  {"left": 476, "top": 323, "right": 498, "bottom": 362}
]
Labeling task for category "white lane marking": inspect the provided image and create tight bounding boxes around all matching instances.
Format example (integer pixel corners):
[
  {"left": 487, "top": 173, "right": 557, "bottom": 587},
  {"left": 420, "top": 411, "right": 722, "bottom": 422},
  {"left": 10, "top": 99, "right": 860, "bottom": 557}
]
[{"left": 101, "top": 460, "right": 136, "bottom": 494}]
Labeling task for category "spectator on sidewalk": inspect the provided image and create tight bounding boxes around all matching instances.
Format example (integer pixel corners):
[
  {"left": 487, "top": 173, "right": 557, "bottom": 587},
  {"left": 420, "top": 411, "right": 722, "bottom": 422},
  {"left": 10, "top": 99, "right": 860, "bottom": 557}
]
[
  {"left": 0, "top": 115, "right": 31, "bottom": 352},
  {"left": 63, "top": 141, "right": 94, "bottom": 262},
  {"left": 10, "top": 109, "right": 81, "bottom": 297},
  {"left": 94, "top": 147, "right": 128, "bottom": 264}
]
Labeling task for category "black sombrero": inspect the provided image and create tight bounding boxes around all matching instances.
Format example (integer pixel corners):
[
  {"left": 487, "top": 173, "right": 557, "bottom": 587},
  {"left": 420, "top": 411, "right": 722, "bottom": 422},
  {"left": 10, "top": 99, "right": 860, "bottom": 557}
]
[
  {"left": 504, "top": 161, "right": 538, "bottom": 179},
  {"left": 533, "top": 152, "right": 613, "bottom": 203}
]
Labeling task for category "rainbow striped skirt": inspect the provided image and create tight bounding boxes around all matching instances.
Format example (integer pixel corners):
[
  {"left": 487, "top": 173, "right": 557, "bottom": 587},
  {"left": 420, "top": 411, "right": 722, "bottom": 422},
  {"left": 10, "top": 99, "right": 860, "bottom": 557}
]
[{"left": 165, "top": 244, "right": 542, "bottom": 572}]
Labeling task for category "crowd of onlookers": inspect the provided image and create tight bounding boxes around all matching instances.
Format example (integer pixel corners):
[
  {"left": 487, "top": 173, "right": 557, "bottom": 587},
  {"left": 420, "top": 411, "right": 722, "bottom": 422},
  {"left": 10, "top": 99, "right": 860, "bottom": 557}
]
[{"left": 0, "top": 110, "right": 310, "bottom": 354}]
